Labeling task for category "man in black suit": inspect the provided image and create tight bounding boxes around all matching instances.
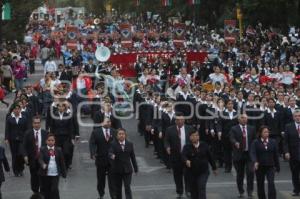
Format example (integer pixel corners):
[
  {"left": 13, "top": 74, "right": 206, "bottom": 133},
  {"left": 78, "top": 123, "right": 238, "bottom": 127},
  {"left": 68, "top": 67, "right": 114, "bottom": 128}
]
[
  {"left": 164, "top": 112, "right": 195, "bottom": 198},
  {"left": 90, "top": 118, "right": 116, "bottom": 199},
  {"left": 109, "top": 128, "right": 138, "bottom": 199},
  {"left": 5, "top": 103, "right": 29, "bottom": 176},
  {"left": 283, "top": 109, "right": 300, "bottom": 196},
  {"left": 230, "top": 114, "right": 256, "bottom": 198},
  {"left": 23, "top": 116, "right": 48, "bottom": 193}
]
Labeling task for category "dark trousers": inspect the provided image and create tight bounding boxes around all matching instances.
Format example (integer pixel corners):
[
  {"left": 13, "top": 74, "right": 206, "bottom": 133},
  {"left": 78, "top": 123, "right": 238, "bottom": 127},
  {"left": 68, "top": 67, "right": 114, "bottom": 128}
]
[
  {"left": 189, "top": 171, "right": 209, "bottom": 199},
  {"left": 223, "top": 139, "right": 232, "bottom": 171},
  {"left": 29, "top": 159, "right": 41, "bottom": 193},
  {"left": 41, "top": 176, "right": 60, "bottom": 199},
  {"left": 29, "top": 60, "right": 35, "bottom": 74},
  {"left": 256, "top": 166, "right": 276, "bottom": 199},
  {"left": 113, "top": 173, "right": 132, "bottom": 199},
  {"left": 290, "top": 160, "right": 300, "bottom": 194},
  {"left": 233, "top": 153, "right": 254, "bottom": 195},
  {"left": 172, "top": 161, "right": 189, "bottom": 195},
  {"left": 96, "top": 164, "right": 114, "bottom": 198},
  {"left": 55, "top": 135, "right": 73, "bottom": 169},
  {"left": 9, "top": 140, "right": 24, "bottom": 175}
]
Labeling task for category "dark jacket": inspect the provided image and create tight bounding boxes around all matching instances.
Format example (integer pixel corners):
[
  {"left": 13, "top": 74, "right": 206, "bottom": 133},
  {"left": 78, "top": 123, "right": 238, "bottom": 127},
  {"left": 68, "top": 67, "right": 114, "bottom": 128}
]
[
  {"left": 109, "top": 140, "right": 138, "bottom": 174},
  {"left": 0, "top": 146, "right": 10, "bottom": 182},
  {"left": 250, "top": 138, "right": 280, "bottom": 171},
  {"left": 49, "top": 111, "right": 74, "bottom": 138},
  {"left": 283, "top": 123, "right": 300, "bottom": 161},
  {"left": 164, "top": 125, "right": 194, "bottom": 163},
  {"left": 229, "top": 124, "right": 256, "bottom": 161},
  {"left": 38, "top": 146, "right": 67, "bottom": 178},
  {"left": 89, "top": 127, "right": 116, "bottom": 167},
  {"left": 182, "top": 142, "right": 216, "bottom": 175},
  {"left": 22, "top": 129, "right": 48, "bottom": 165},
  {"left": 5, "top": 114, "right": 28, "bottom": 141}
]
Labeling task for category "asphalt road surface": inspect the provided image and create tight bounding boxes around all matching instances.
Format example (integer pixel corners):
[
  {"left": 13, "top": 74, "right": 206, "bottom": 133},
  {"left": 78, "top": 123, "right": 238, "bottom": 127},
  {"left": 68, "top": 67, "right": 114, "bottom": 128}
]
[{"left": 0, "top": 62, "right": 296, "bottom": 199}]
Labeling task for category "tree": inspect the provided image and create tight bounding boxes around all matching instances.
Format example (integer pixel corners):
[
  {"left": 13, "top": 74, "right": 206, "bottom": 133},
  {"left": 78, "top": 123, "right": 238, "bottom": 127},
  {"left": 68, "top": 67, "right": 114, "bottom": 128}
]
[{"left": 2, "top": 0, "right": 41, "bottom": 42}]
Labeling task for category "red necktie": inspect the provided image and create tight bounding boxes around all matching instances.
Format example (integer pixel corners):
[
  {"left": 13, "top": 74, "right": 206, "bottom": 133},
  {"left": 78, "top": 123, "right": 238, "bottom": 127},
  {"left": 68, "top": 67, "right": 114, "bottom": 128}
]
[
  {"left": 242, "top": 126, "right": 247, "bottom": 150},
  {"left": 105, "top": 129, "right": 110, "bottom": 142},
  {"left": 48, "top": 149, "right": 55, "bottom": 157},
  {"left": 35, "top": 131, "right": 39, "bottom": 159},
  {"left": 297, "top": 125, "right": 300, "bottom": 137}
]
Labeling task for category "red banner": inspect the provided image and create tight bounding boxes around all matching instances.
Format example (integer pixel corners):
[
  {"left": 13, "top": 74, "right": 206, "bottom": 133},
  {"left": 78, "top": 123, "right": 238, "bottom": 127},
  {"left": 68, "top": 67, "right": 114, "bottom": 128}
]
[
  {"left": 224, "top": 20, "right": 237, "bottom": 43},
  {"left": 173, "top": 23, "right": 186, "bottom": 47},
  {"left": 109, "top": 51, "right": 208, "bottom": 77},
  {"left": 120, "top": 23, "right": 132, "bottom": 48}
]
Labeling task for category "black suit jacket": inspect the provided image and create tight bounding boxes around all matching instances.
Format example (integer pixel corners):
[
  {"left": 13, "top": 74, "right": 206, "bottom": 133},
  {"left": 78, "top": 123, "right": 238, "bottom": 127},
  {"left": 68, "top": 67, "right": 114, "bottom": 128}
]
[
  {"left": 22, "top": 129, "right": 48, "bottom": 165},
  {"left": 164, "top": 125, "right": 195, "bottom": 163},
  {"left": 229, "top": 124, "right": 256, "bottom": 161},
  {"left": 5, "top": 115, "right": 28, "bottom": 141},
  {"left": 250, "top": 138, "right": 280, "bottom": 171},
  {"left": 0, "top": 147, "right": 9, "bottom": 182},
  {"left": 49, "top": 111, "right": 74, "bottom": 138},
  {"left": 109, "top": 140, "right": 138, "bottom": 174},
  {"left": 283, "top": 123, "right": 300, "bottom": 160},
  {"left": 161, "top": 112, "right": 176, "bottom": 136},
  {"left": 263, "top": 111, "right": 283, "bottom": 136},
  {"left": 89, "top": 127, "right": 116, "bottom": 167},
  {"left": 38, "top": 146, "right": 67, "bottom": 178},
  {"left": 220, "top": 111, "right": 239, "bottom": 140}
]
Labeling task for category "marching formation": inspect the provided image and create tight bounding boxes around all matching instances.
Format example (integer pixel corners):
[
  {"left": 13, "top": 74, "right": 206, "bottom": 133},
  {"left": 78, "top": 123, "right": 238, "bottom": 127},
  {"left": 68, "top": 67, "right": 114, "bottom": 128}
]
[{"left": 3, "top": 9, "right": 300, "bottom": 199}]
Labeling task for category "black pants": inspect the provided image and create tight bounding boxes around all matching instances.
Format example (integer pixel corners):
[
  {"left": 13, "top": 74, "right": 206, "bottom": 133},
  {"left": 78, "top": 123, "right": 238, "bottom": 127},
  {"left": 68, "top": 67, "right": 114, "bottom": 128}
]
[
  {"left": 113, "top": 173, "right": 132, "bottom": 199},
  {"left": 96, "top": 164, "right": 114, "bottom": 198},
  {"left": 41, "top": 176, "right": 60, "bottom": 199},
  {"left": 256, "top": 166, "right": 276, "bottom": 199},
  {"left": 290, "top": 160, "right": 300, "bottom": 194},
  {"left": 223, "top": 139, "right": 232, "bottom": 171},
  {"left": 29, "top": 159, "right": 41, "bottom": 193},
  {"left": 29, "top": 60, "right": 35, "bottom": 74},
  {"left": 233, "top": 153, "right": 254, "bottom": 195},
  {"left": 55, "top": 135, "right": 73, "bottom": 169},
  {"left": 172, "top": 162, "right": 189, "bottom": 195},
  {"left": 189, "top": 172, "right": 209, "bottom": 199},
  {"left": 9, "top": 140, "right": 24, "bottom": 175}
]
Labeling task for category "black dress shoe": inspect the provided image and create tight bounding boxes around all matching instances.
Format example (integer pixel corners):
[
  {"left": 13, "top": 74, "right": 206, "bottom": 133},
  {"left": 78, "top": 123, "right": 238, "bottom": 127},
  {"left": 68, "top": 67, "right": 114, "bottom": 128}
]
[{"left": 292, "top": 192, "right": 300, "bottom": 196}]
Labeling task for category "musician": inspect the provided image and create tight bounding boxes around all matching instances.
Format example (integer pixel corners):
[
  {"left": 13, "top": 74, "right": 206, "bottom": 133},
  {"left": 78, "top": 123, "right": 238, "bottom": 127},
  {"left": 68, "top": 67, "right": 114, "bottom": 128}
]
[
  {"left": 182, "top": 130, "right": 217, "bottom": 199},
  {"left": 164, "top": 112, "right": 195, "bottom": 198},
  {"left": 23, "top": 116, "right": 48, "bottom": 193},
  {"left": 109, "top": 128, "right": 138, "bottom": 199},
  {"left": 5, "top": 103, "right": 28, "bottom": 176},
  {"left": 230, "top": 114, "right": 256, "bottom": 198},
  {"left": 250, "top": 126, "right": 280, "bottom": 199},
  {"left": 89, "top": 118, "right": 116, "bottom": 199}
]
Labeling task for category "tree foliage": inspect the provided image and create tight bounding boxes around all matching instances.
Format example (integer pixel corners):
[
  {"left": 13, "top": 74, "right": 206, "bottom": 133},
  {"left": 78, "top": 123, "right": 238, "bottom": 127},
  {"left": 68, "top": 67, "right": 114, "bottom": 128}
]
[{"left": 2, "top": 0, "right": 41, "bottom": 42}]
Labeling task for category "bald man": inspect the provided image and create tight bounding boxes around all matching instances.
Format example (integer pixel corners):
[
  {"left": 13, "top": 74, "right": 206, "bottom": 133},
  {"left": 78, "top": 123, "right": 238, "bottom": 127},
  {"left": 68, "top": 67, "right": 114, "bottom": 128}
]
[{"left": 230, "top": 114, "right": 256, "bottom": 198}]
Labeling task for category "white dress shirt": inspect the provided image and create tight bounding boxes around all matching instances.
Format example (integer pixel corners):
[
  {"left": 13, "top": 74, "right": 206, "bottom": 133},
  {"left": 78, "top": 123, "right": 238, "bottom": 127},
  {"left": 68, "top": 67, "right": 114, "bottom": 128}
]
[
  {"left": 178, "top": 126, "right": 186, "bottom": 152},
  {"left": 47, "top": 146, "right": 58, "bottom": 176}
]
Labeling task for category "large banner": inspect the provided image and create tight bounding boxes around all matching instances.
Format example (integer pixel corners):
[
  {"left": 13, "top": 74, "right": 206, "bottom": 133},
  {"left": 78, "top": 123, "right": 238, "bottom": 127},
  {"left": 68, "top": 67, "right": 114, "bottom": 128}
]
[
  {"left": 224, "top": 20, "right": 237, "bottom": 44},
  {"left": 109, "top": 51, "right": 208, "bottom": 77}
]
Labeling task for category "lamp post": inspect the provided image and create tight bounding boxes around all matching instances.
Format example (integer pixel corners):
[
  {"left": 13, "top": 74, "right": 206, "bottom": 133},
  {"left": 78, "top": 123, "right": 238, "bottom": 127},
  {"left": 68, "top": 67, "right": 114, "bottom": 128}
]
[{"left": 236, "top": 3, "right": 243, "bottom": 42}]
